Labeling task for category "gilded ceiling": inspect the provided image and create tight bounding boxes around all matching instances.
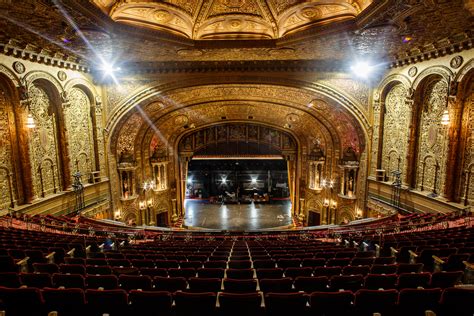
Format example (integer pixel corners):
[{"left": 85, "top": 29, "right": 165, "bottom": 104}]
[
  {"left": 91, "top": 0, "right": 372, "bottom": 40},
  {"left": 110, "top": 83, "right": 367, "bottom": 160},
  {"left": 0, "top": 0, "right": 472, "bottom": 67}
]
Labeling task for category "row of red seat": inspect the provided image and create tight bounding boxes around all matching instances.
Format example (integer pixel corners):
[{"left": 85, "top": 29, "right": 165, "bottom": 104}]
[
  {"left": 0, "top": 271, "right": 464, "bottom": 292},
  {"left": 0, "top": 285, "right": 471, "bottom": 316}
]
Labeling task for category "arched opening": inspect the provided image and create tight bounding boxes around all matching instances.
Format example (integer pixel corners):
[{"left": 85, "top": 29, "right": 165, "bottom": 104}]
[{"left": 177, "top": 123, "right": 297, "bottom": 230}]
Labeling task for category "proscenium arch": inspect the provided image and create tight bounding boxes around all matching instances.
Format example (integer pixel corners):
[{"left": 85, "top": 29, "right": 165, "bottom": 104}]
[
  {"left": 134, "top": 100, "right": 341, "bottom": 159},
  {"left": 105, "top": 77, "right": 371, "bottom": 148},
  {"left": 106, "top": 79, "right": 371, "bottom": 221}
]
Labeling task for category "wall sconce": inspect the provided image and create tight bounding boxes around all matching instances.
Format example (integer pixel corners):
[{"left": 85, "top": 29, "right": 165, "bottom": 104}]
[
  {"left": 331, "top": 200, "right": 337, "bottom": 208},
  {"left": 142, "top": 180, "right": 156, "bottom": 191},
  {"left": 441, "top": 109, "right": 450, "bottom": 126},
  {"left": 19, "top": 78, "right": 35, "bottom": 129},
  {"left": 139, "top": 201, "right": 146, "bottom": 210},
  {"left": 147, "top": 199, "right": 153, "bottom": 208},
  {"left": 441, "top": 77, "right": 452, "bottom": 126},
  {"left": 323, "top": 198, "right": 329, "bottom": 207},
  {"left": 114, "top": 209, "right": 122, "bottom": 219}
]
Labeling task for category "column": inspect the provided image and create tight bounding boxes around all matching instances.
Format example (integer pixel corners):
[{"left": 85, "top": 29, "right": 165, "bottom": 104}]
[{"left": 444, "top": 89, "right": 463, "bottom": 201}]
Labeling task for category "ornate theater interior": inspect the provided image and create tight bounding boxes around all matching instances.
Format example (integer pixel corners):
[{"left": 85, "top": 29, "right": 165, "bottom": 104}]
[{"left": 0, "top": 0, "right": 473, "bottom": 315}]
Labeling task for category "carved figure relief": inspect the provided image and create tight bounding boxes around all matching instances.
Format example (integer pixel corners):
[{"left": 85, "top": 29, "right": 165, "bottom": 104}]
[{"left": 416, "top": 79, "right": 448, "bottom": 194}]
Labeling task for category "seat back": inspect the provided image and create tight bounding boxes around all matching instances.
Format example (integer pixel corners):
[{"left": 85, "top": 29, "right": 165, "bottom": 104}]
[
  {"left": 129, "top": 290, "right": 172, "bottom": 316},
  {"left": 174, "top": 291, "right": 216, "bottom": 316},
  {"left": 399, "top": 288, "right": 442, "bottom": 315},
  {"left": 219, "top": 292, "right": 262, "bottom": 316},
  {"left": 265, "top": 292, "right": 308, "bottom": 316},
  {"left": 310, "top": 291, "right": 354, "bottom": 316},
  {"left": 355, "top": 289, "right": 398, "bottom": 316},
  {"left": 42, "top": 287, "right": 86, "bottom": 316},
  {"left": 259, "top": 277, "right": 293, "bottom": 293}
]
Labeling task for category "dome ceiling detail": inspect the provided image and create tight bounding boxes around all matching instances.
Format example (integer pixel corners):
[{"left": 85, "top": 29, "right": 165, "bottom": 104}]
[{"left": 92, "top": 0, "right": 372, "bottom": 40}]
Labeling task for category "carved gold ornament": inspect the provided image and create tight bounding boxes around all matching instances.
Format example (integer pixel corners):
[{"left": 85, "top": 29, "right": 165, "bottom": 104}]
[
  {"left": 174, "top": 115, "right": 189, "bottom": 126},
  {"left": 57, "top": 71, "right": 67, "bottom": 81},
  {"left": 450, "top": 56, "right": 463, "bottom": 69},
  {"left": 12, "top": 62, "right": 25, "bottom": 74}
]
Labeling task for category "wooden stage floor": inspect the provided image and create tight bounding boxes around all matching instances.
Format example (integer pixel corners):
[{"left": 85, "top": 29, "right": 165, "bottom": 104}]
[{"left": 183, "top": 199, "right": 293, "bottom": 231}]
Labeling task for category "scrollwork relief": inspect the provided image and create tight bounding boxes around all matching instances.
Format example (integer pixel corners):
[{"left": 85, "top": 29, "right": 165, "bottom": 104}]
[
  {"left": 65, "top": 87, "right": 94, "bottom": 181},
  {"left": 382, "top": 84, "right": 409, "bottom": 179},
  {"left": 416, "top": 79, "right": 449, "bottom": 194},
  {"left": 28, "top": 84, "right": 61, "bottom": 197},
  {"left": 0, "top": 88, "right": 16, "bottom": 209}
]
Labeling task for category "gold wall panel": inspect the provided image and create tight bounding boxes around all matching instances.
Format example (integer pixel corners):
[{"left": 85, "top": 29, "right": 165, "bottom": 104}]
[
  {"left": 382, "top": 84, "right": 409, "bottom": 181},
  {"left": 0, "top": 86, "right": 16, "bottom": 208},
  {"left": 65, "top": 87, "right": 95, "bottom": 180},
  {"left": 415, "top": 79, "right": 449, "bottom": 194},
  {"left": 28, "top": 84, "right": 61, "bottom": 198}
]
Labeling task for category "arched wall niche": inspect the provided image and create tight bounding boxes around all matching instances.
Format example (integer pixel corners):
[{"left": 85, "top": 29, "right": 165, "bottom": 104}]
[
  {"left": 0, "top": 74, "right": 23, "bottom": 209},
  {"left": 63, "top": 79, "right": 105, "bottom": 181},
  {"left": 370, "top": 59, "right": 473, "bottom": 210}
]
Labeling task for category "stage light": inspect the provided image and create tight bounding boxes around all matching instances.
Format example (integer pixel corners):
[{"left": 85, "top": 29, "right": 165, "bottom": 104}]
[
  {"left": 221, "top": 178, "right": 227, "bottom": 184},
  {"left": 351, "top": 61, "right": 374, "bottom": 79},
  {"left": 187, "top": 178, "right": 193, "bottom": 184},
  {"left": 251, "top": 178, "right": 257, "bottom": 184}
]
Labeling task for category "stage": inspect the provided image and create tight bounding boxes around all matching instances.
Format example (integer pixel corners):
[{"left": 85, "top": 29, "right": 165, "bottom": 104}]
[{"left": 183, "top": 199, "right": 293, "bottom": 230}]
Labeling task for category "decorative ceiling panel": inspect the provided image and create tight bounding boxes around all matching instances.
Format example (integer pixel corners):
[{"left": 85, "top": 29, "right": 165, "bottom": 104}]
[
  {"left": 93, "top": 0, "right": 370, "bottom": 40},
  {"left": 0, "top": 0, "right": 471, "bottom": 67}
]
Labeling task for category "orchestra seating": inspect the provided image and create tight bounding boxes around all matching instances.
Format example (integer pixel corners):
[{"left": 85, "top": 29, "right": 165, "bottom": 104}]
[{"left": 0, "top": 213, "right": 472, "bottom": 315}]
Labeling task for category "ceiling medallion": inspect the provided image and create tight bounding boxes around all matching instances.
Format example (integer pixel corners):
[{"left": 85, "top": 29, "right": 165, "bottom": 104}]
[
  {"left": 307, "top": 99, "right": 328, "bottom": 110},
  {"left": 57, "top": 71, "right": 67, "bottom": 81},
  {"left": 174, "top": 114, "right": 189, "bottom": 126},
  {"left": 222, "top": 0, "right": 246, "bottom": 9},
  {"left": 450, "top": 56, "right": 463, "bottom": 69},
  {"left": 12, "top": 61, "right": 25, "bottom": 74},
  {"left": 229, "top": 19, "right": 242, "bottom": 29},
  {"left": 408, "top": 66, "right": 417, "bottom": 77},
  {"left": 300, "top": 7, "right": 321, "bottom": 19},
  {"left": 154, "top": 10, "right": 173, "bottom": 23}
]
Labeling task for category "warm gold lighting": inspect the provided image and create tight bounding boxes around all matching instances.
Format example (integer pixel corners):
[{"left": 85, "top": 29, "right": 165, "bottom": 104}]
[
  {"left": 26, "top": 113, "right": 35, "bottom": 129},
  {"left": 441, "top": 109, "right": 450, "bottom": 126}
]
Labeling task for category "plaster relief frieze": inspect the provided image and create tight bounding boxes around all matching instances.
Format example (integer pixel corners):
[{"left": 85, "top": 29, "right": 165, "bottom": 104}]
[
  {"left": 117, "top": 113, "right": 143, "bottom": 155},
  {"left": 321, "top": 78, "right": 370, "bottom": 112},
  {"left": 106, "top": 81, "right": 147, "bottom": 118}
]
